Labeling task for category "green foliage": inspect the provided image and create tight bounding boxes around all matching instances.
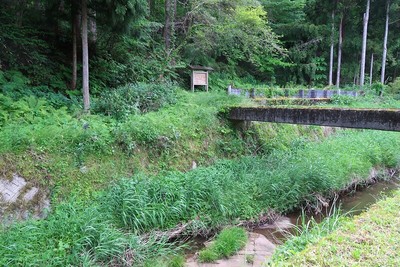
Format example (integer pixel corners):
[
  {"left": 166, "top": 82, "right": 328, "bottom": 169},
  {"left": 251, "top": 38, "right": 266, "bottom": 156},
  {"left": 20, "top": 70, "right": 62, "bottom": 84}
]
[
  {"left": 198, "top": 227, "right": 248, "bottom": 262},
  {"left": 370, "top": 82, "right": 386, "bottom": 96},
  {"left": 105, "top": 130, "right": 400, "bottom": 234},
  {"left": 330, "top": 95, "right": 356, "bottom": 106},
  {"left": 0, "top": 92, "right": 399, "bottom": 265},
  {"left": 0, "top": 200, "right": 181, "bottom": 266},
  {"left": 185, "top": 0, "right": 285, "bottom": 79},
  {"left": 319, "top": 93, "right": 400, "bottom": 109},
  {"left": 112, "top": 91, "right": 244, "bottom": 149},
  {"left": 0, "top": 93, "right": 73, "bottom": 128},
  {"left": 271, "top": 190, "right": 400, "bottom": 266},
  {"left": 0, "top": 91, "right": 255, "bottom": 199},
  {"left": 93, "top": 82, "right": 178, "bottom": 119},
  {"left": 166, "top": 255, "right": 185, "bottom": 267},
  {"left": 0, "top": 70, "right": 77, "bottom": 109},
  {"left": 93, "top": 0, "right": 148, "bottom": 33},
  {"left": 388, "top": 77, "right": 400, "bottom": 98}
]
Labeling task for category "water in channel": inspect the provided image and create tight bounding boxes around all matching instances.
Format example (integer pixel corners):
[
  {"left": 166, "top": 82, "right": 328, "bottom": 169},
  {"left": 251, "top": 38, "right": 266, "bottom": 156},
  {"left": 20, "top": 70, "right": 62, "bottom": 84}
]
[
  {"left": 253, "top": 178, "right": 400, "bottom": 245},
  {"left": 185, "top": 177, "right": 400, "bottom": 266}
]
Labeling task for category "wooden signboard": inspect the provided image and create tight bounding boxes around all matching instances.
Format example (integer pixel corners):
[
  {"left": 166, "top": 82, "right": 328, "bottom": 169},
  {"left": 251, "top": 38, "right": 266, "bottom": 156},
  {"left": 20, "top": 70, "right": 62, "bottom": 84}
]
[
  {"left": 190, "top": 66, "right": 213, "bottom": 92},
  {"left": 193, "top": 72, "right": 207, "bottom": 85}
]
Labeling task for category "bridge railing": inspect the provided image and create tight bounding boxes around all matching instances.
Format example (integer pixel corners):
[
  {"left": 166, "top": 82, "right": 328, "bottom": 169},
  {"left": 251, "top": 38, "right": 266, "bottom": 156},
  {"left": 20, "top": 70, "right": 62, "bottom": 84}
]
[{"left": 227, "top": 85, "right": 359, "bottom": 99}]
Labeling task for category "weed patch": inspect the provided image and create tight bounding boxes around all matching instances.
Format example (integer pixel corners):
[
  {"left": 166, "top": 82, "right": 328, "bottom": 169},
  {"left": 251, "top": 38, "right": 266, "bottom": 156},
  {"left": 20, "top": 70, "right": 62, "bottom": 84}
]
[{"left": 198, "top": 227, "right": 247, "bottom": 262}]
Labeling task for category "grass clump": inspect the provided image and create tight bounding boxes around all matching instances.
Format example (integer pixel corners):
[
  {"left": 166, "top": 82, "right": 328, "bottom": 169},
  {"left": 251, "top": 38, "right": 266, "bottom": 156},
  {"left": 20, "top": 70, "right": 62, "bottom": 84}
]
[
  {"left": 198, "top": 227, "right": 247, "bottom": 262},
  {"left": 270, "top": 207, "right": 345, "bottom": 263},
  {"left": 0, "top": 199, "right": 182, "bottom": 266},
  {"left": 0, "top": 130, "right": 398, "bottom": 265}
]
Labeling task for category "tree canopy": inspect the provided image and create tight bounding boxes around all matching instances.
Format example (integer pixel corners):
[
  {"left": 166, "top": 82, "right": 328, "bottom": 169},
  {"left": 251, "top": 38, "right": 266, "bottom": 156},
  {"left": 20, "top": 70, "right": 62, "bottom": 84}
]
[{"left": 1, "top": 0, "right": 400, "bottom": 102}]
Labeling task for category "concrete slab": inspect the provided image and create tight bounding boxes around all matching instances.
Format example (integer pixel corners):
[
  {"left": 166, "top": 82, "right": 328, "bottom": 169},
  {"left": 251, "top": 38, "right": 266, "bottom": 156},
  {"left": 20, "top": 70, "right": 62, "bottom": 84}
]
[
  {"left": 0, "top": 175, "right": 27, "bottom": 202},
  {"left": 23, "top": 187, "right": 39, "bottom": 202},
  {"left": 0, "top": 174, "right": 50, "bottom": 223}
]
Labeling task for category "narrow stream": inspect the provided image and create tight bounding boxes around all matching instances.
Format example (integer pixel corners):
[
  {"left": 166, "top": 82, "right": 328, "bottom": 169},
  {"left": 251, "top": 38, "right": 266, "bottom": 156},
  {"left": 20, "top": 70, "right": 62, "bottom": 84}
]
[
  {"left": 185, "top": 177, "right": 400, "bottom": 266},
  {"left": 253, "top": 178, "right": 400, "bottom": 245}
]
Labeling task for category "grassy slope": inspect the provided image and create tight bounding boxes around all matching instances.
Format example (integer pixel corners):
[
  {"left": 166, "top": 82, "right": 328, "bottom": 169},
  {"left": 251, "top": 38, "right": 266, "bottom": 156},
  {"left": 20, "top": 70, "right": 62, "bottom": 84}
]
[
  {"left": 1, "top": 130, "right": 399, "bottom": 266},
  {"left": 0, "top": 90, "right": 327, "bottom": 202},
  {"left": 272, "top": 189, "right": 400, "bottom": 267},
  {"left": 1, "top": 88, "right": 400, "bottom": 266}
]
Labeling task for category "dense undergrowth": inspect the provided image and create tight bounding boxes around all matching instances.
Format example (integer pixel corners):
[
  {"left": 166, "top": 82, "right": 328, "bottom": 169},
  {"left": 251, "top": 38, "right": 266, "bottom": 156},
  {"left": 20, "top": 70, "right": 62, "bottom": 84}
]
[
  {"left": 106, "top": 130, "right": 400, "bottom": 234},
  {"left": 0, "top": 88, "right": 322, "bottom": 200},
  {"left": 0, "top": 129, "right": 399, "bottom": 266},
  {"left": 1, "top": 78, "right": 400, "bottom": 265}
]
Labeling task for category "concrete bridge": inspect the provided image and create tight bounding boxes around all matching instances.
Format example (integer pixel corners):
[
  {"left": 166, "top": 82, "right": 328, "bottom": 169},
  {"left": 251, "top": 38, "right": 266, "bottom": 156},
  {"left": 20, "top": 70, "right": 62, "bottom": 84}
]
[{"left": 229, "top": 107, "right": 400, "bottom": 131}]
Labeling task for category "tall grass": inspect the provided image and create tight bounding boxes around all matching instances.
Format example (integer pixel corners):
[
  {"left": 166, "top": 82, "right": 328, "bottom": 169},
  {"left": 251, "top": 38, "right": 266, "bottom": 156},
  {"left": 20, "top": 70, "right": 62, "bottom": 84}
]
[
  {"left": 0, "top": 130, "right": 398, "bottom": 265},
  {"left": 269, "top": 207, "right": 345, "bottom": 263},
  {"left": 106, "top": 130, "right": 400, "bottom": 234},
  {"left": 0, "top": 200, "right": 182, "bottom": 266}
]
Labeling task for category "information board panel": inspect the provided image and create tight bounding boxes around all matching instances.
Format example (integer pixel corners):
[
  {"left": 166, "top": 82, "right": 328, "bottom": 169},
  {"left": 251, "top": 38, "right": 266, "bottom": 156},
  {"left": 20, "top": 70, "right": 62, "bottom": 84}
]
[
  {"left": 193, "top": 72, "right": 207, "bottom": 85},
  {"left": 191, "top": 71, "right": 209, "bottom": 92}
]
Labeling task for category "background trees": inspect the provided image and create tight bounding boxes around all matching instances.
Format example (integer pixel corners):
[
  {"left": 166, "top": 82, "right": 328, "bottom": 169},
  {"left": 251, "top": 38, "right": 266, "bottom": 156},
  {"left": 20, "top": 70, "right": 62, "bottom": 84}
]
[{"left": 1, "top": 0, "right": 400, "bottom": 103}]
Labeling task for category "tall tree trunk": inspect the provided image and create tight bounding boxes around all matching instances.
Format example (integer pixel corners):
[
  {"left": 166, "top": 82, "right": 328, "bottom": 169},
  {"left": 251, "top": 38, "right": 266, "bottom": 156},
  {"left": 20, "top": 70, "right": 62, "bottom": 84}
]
[
  {"left": 336, "top": 16, "right": 343, "bottom": 88},
  {"left": 148, "top": 0, "right": 152, "bottom": 17},
  {"left": 82, "top": 0, "right": 90, "bottom": 112},
  {"left": 164, "top": 0, "right": 177, "bottom": 52},
  {"left": 71, "top": 5, "right": 79, "bottom": 90},
  {"left": 360, "top": 0, "right": 370, "bottom": 87},
  {"left": 369, "top": 53, "right": 374, "bottom": 85},
  {"left": 381, "top": 0, "right": 390, "bottom": 84},
  {"left": 164, "top": 0, "right": 171, "bottom": 51},
  {"left": 89, "top": 11, "right": 97, "bottom": 45},
  {"left": 16, "top": 0, "right": 27, "bottom": 26},
  {"left": 329, "top": 10, "right": 335, "bottom": 86}
]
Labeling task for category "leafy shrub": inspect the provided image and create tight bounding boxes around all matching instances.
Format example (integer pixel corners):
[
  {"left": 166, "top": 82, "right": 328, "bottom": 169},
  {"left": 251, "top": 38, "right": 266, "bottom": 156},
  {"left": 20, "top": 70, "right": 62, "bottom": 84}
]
[
  {"left": 0, "top": 93, "right": 73, "bottom": 127},
  {"left": 388, "top": 78, "right": 400, "bottom": 99},
  {"left": 370, "top": 82, "right": 387, "bottom": 96},
  {"left": 93, "top": 82, "right": 178, "bottom": 119},
  {"left": 331, "top": 95, "right": 356, "bottom": 106},
  {"left": 0, "top": 71, "right": 77, "bottom": 109}
]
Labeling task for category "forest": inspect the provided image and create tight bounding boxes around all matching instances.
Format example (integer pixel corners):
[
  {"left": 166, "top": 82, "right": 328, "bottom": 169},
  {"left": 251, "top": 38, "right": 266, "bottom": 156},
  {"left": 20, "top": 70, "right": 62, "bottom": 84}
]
[
  {"left": 1, "top": 1, "right": 400, "bottom": 266},
  {"left": 1, "top": 0, "right": 400, "bottom": 108}
]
